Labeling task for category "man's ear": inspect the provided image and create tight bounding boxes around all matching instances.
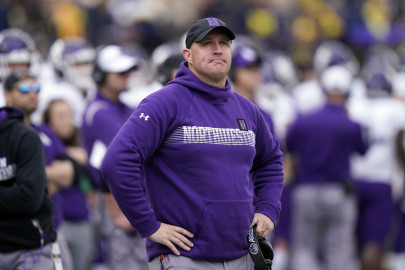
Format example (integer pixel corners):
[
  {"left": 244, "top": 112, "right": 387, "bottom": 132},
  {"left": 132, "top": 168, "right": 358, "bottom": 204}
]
[{"left": 182, "top": 48, "right": 192, "bottom": 64}]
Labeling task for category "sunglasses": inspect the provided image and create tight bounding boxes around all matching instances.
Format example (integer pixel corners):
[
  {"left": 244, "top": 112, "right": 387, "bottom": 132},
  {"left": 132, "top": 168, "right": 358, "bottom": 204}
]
[{"left": 18, "top": 84, "right": 41, "bottom": 93}]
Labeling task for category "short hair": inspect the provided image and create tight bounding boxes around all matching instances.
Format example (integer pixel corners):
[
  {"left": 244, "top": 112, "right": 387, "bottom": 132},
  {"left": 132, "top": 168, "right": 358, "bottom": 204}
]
[{"left": 3, "top": 69, "right": 36, "bottom": 91}]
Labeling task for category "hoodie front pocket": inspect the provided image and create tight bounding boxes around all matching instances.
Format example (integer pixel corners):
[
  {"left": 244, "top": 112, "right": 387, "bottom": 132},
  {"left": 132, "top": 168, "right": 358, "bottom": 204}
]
[{"left": 192, "top": 199, "right": 254, "bottom": 260}]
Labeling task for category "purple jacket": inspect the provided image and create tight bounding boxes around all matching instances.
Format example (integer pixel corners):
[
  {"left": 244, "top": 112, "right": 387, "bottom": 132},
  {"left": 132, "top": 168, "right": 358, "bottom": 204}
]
[
  {"left": 33, "top": 124, "right": 67, "bottom": 230},
  {"left": 101, "top": 62, "right": 284, "bottom": 261},
  {"left": 82, "top": 93, "right": 134, "bottom": 189}
]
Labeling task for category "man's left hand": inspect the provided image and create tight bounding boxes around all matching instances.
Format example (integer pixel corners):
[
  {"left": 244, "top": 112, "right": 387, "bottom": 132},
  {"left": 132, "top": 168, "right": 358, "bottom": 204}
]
[{"left": 250, "top": 213, "right": 274, "bottom": 239}]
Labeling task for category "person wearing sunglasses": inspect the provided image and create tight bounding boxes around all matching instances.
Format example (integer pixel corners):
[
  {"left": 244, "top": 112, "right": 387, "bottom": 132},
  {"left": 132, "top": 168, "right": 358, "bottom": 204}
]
[
  {"left": 82, "top": 45, "right": 148, "bottom": 270},
  {"left": 4, "top": 69, "right": 77, "bottom": 270},
  {"left": 3, "top": 71, "right": 41, "bottom": 125}
]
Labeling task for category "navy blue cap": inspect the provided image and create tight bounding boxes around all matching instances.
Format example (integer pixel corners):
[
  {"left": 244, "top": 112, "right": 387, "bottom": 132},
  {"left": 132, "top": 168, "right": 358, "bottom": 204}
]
[
  {"left": 4, "top": 69, "right": 35, "bottom": 91},
  {"left": 185, "top": 17, "right": 235, "bottom": 49}
]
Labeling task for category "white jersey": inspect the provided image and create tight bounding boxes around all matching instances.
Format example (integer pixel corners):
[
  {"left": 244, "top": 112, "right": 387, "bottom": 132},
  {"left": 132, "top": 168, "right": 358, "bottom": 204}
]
[
  {"left": 120, "top": 80, "right": 162, "bottom": 109},
  {"left": 0, "top": 84, "right": 5, "bottom": 107},
  {"left": 255, "top": 82, "right": 297, "bottom": 140},
  {"left": 349, "top": 97, "right": 405, "bottom": 184}
]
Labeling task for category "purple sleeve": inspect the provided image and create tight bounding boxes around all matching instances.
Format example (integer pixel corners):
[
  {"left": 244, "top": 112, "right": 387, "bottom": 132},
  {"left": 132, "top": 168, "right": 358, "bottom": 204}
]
[
  {"left": 100, "top": 91, "right": 176, "bottom": 238},
  {"left": 93, "top": 108, "right": 130, "bottom": 146},
  {"left": 84, "top": 106, "right": 133, "bottom": 188},
  {"left": 251, "top": 107, "right": 284, "bottom": 224}
]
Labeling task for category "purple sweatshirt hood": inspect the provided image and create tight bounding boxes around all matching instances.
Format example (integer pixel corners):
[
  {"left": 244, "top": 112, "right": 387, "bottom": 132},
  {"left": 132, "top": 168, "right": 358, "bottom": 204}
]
[
  {"left": 167, "top": 61, "right": 232, "bottom": 102},
  {"left": 0, "top": 107, "right": 24, "bottom": 130}
]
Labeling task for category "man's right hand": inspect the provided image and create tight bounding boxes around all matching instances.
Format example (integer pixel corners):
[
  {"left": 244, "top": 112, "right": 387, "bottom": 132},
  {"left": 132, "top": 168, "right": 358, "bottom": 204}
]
[{"left": 148, "top": 223, "right": 194, "bottom": 256}]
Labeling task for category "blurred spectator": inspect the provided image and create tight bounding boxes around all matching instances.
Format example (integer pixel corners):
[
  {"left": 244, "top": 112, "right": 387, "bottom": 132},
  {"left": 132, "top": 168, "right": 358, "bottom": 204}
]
[
  {"left": 42, "top": 99, "right": 94, "bottom": 270},
  {"left": 32, "top": 36, "right": 96, "bottom": 126},
  {"left": 82, "top": 45, "right": 148, "bottom": 270},
  {"left": 349, "top": 66, "right": 405, "bottom": 270},
  {"left": 287, "top": 65, "right": 368, "bottom": 270},
  {"left": 255, "top": 50, "right": 299, "bottom": 270},
  {"left": 156, "top": 53, "right": 184, "bottom": 86},
  {"left": 0, "top": 105, "right": 58, "bottom": 270},
  {"left": 119, "top": 43, "right": 162, "bottom": 109},
  {"left": 47, "top": 37, "right": 96, "bottom": 100},
  {"left": 388, "top": 49, "right": 405, "bottom": 270},
  {"left": 291, "top": 40, "right": 360, "bottom": 115},
  {"left": 229, "top": 45, "right": 274, "bottom": 132},
  {"left": 256, "top": 50, "right": 298, "bottom": 140},
  {"left": 0, "top": 28, "right": 42, "bottom": 107},
  {"left": 4, "top": 69, "right": 75, "bottom": 270}
]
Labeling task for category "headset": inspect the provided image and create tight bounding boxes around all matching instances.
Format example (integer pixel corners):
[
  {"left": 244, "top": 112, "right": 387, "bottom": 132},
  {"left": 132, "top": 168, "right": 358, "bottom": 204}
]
[
  {"left": 92, "top": 45, "right": 107, "bottom": 86},
  {"left": 247, "top": 225, "right": 274, "bottom": 270}
]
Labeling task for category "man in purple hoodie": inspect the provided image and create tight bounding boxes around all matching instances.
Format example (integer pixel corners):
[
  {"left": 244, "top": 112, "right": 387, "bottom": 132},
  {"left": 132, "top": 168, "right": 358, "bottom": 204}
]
[{"left": 101, "top": 17, "right": 284, "bottom": 269}]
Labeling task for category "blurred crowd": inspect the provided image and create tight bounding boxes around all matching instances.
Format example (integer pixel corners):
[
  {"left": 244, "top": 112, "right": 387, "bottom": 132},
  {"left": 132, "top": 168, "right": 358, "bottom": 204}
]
[
  {"left": 1, "top": 0, "right": 405, "bottom": 67},
  {"left": 1, "top": 0, "right": 405, "bottom": 270}
]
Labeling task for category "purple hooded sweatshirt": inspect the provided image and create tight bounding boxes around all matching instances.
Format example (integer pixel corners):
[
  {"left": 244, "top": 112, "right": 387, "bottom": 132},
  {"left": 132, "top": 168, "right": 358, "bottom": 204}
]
[{"left": 101, "top": 62, "right": 284, "bottom": 261}]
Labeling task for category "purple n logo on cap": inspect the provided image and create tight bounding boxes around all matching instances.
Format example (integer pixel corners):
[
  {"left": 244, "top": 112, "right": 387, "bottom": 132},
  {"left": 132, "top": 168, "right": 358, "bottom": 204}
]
[
  {"left": 207, "top": 18, "right": 220, "bottom": 27},
  {"left": 185, "top": 17, "right": 235, "bottom": 48}
]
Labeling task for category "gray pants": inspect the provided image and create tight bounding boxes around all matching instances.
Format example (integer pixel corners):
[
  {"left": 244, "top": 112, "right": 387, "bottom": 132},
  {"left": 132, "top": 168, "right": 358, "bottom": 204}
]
[
  {"left": 106, "top": 228, "right": 148, "bottom": 270},
  {"left": 101, "top": 204, "right": 148, "bottom": 270},
  {"left": 94, "top": 191, "right": 149, "bottom": 270},
  {"left": 57, "top": 229, "right": 73, "bottom": 270},
  {"left": 0, "top": 243, "right": 55, "bottom": 270},
  {"left": 290, "top": 184, "right": 358, "bottom": 270},
  {"left": 61, "top": 221, "right": 94, "bottom": 270},
  {"left": 149, "top": 254, "right": 254, "bottom": 270}
]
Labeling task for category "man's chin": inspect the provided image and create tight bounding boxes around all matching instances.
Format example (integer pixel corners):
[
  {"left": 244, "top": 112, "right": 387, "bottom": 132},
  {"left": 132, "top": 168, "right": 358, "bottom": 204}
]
[
  {"left": 26, "top": 107, "right": 37, "bottom": 115},
  {"left": 210, "top": 64, "right": 228, "bottom": 74}
]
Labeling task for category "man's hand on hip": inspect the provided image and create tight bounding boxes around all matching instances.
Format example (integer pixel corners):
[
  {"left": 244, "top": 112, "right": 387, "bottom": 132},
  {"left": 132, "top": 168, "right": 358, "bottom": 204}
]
[{"left": 148, "top": 223, "right": 194, "bottom": 255}]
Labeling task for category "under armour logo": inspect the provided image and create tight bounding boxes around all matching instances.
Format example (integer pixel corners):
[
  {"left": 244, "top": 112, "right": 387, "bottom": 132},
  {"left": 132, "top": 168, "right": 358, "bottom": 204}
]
[
  {"left": 207, "top": 18, "right": 219, "bottom": 26},
  {"left": 139, "top": 113, "right": 149, "bottom": 121}
]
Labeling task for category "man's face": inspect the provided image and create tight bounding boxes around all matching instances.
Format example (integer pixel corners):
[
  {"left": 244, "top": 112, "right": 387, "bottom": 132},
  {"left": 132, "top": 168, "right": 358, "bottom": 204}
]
[
  {"left": 5, "top": 78, "right": 39, "bottom": 116},
  {"left": 183, "top": 29, "right": 232, "bottom": 87},
  {"left": 47, "top": 100, "right": 75, "bottom": 140},
  {"left": 235, "top": 64, "right": 263, "bottom": 91},
  {"left": 105, "top": 69, "right": 134, "bottom": 94}
]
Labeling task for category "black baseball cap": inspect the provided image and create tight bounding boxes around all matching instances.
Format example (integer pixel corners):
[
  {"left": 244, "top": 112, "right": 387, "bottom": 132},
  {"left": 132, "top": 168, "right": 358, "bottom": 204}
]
[
  {"left": 4, "top": 69, "right": 35, "bottom": 91},
  {"left": 185, "top": 17, "right": 235, "bottom": 49}
]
